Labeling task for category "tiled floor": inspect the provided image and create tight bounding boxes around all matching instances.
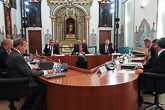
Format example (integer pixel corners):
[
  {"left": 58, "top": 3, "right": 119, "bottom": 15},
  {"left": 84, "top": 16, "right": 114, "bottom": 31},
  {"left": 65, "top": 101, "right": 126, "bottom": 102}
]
[
  {"left": 0, "top": 93, "right": 165, "bottom": 110},
  {"left": 139, "top": 93, "right": 165, "bottom": 110}
]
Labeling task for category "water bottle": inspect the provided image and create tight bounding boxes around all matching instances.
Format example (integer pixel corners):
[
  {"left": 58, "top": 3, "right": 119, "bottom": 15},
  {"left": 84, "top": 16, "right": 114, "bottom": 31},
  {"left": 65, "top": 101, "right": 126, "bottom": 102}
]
[
  {"left": 29, "top": 53, "right": 33, "bottom": 61},
  {"left": 69, "top": 49, "right": 71, "bottom": 56},
  {"left": 36, "top": 50, "right": 38, "bottom": 56},
  {"left": 97, "top": 49, "right": 100, "bottom": 55},
  {"left": 57, "top": 59, "right": 62, "bottom": 73},
  {"left": 111, "top": 54, "right": 114, "bottom": 65}
]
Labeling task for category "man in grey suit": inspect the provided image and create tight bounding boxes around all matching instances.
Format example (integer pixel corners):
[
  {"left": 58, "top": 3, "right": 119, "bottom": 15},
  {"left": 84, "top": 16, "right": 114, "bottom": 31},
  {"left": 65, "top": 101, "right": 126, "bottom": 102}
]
[
  {"left": 0, "top": 39, "right": 13, "bottom": 69},
  {"left": 7, "top": 38, "right": 52, "bottom": 110}
]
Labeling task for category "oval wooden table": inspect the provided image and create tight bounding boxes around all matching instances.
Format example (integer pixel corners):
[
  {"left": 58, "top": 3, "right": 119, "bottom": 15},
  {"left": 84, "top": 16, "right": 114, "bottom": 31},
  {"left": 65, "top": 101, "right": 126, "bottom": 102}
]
[{"left": 38, "top": 68, "right": 139, "bottom": 110}]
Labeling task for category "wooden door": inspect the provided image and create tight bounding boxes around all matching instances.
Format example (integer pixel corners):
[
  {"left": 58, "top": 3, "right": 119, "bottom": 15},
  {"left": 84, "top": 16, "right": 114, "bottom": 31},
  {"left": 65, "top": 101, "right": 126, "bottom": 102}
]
[
  {"left": 28, "top": 30, "right": 42, "bottom": 54},
  {"left": 99, "top": 30, "right": 111, "bottom": 44}
]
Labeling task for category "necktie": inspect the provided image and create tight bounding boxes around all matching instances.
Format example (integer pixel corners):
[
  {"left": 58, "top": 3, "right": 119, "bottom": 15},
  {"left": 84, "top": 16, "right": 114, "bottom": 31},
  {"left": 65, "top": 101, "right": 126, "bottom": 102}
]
[
  {"left": 79, "top": 46, "right": 81, "bottom": 52},
  {"left": 50, "top": 46, "right": 53, "bottom": 55},
  {"left": 106, "top": 46, "right": 108, "bottom": 52}
]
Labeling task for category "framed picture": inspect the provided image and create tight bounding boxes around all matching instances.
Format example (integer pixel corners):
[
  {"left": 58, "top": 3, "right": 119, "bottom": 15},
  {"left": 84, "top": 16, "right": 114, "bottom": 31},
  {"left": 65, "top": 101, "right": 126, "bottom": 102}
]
[
  {"left": 4, "top": 7, "right": 12, "bottom": 39},
  {"left": 99, "top": 3, "right": 112, "bottom": 27},
  {"left": 0, "top": 0, "right": 4, "bottom": 2},
  {"left": 26, "top": 2, "right": 42, "bottom": 27},
  {"left": 9, "top": 0, "right": 16, "bottom": 9}
]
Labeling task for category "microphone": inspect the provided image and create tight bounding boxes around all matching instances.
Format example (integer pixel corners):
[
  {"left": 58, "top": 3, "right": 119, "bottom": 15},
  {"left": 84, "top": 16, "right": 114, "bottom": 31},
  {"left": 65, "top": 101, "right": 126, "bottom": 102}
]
[{"left": 39, "top": 55, "right": 56, "bottom": 63}]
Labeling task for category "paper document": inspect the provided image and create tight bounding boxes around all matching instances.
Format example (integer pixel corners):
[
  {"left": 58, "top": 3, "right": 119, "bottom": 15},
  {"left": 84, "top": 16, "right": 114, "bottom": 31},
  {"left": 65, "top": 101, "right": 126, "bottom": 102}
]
[
  {"left": 55, "top": 54, "right": 65, "bottom": 56},
  {"left": 118, "top": 70, "right": 135, "bottom": 74},
  {"left": 85, "top": 54, "right": 95, "bottom": 56}
]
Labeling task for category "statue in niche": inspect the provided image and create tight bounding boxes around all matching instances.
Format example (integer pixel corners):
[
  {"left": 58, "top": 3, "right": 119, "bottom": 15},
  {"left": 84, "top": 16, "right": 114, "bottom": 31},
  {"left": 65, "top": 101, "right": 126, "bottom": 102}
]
[
  {"left": 66, "top": 18, "right": 76, "bottom": 39},
  {"left": 68, "top": 23, "right": 73, "bottom": 34}
]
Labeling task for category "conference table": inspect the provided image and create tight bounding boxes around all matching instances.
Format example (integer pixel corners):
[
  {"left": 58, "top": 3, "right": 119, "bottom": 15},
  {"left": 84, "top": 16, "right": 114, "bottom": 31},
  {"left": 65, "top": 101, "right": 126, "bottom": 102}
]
[{"left": 37, "top": 54, "right": 140, "bottom": 110}]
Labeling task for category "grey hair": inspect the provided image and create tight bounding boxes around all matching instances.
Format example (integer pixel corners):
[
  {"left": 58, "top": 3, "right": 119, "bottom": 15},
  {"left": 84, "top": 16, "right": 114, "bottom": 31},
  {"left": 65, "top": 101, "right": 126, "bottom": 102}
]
[{"left": 1, "top": 39, "right": 12, "bottom": 46}]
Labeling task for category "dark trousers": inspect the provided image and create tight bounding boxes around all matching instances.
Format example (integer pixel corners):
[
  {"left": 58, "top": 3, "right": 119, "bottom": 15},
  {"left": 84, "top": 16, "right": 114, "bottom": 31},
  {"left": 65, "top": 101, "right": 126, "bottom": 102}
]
[
  {"left": 138, "top": 74, "right": 145, "bottom": 102},
  {"left": 21, "top": 80, "right": 46, "bottom": 110}
]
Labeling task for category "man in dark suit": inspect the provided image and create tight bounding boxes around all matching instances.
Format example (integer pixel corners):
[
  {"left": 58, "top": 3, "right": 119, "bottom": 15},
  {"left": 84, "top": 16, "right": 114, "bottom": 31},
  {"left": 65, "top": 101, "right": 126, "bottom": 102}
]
[
  {"left": 135, "top": 38, "right": 165, "bottom": 104},
  {"left": 7, "top": 38, "right": 53, "bottom": 110},
  {"left": 152, "top": 39, "right": 158, "bottom": 51},
  {"left": 0, "top": 39, "right": 13, "bottom": 69},
  {"left": 72, "top": 39, "right": 89, "bottom": 54},
  {"left": 144, "top": 38, "right": 157, "bottom": 61},
  {"left": 134, "top": 39, "right": 158, "bottom": 70},
  {"left": 100, "top": 39, "right": 114, "bottom": 55},
  {"left": 43, "top": 39, "right": 60, "bottom": 56}
]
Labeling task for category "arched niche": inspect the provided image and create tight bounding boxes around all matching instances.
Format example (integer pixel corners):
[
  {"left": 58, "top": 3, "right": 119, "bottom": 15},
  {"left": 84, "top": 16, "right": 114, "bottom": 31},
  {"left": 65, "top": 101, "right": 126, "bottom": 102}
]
[{"left": 66, "top": 18, "right": 75, "bottom": 34}]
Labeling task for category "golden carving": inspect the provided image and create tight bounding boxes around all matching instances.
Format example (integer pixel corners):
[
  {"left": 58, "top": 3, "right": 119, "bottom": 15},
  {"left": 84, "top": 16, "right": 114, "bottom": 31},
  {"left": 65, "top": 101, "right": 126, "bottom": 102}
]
[{"left": 5, "top": 0, "right": 11, "bottom": 8}]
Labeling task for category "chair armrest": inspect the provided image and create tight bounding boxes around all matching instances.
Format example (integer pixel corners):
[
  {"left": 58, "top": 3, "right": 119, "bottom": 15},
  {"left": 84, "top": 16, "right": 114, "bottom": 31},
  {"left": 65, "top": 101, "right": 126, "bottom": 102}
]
[
  {"left": 0, "top": 77, "right": 30, "bottom": 99},
  {"left": 143, "top": 72, "right": 165, "bottom": 92},
  {"left": 0, "top": 77, "right": 29, "bottom": 84},
  {"left": 143, "top": 72, "right": 165, "bottom": 78}
]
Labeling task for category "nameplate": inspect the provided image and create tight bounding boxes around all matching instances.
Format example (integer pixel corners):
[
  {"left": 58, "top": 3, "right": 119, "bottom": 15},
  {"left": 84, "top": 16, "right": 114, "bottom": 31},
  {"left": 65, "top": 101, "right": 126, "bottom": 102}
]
[{"left": 96, "top": 66, "right": 107, "bottom": 74}]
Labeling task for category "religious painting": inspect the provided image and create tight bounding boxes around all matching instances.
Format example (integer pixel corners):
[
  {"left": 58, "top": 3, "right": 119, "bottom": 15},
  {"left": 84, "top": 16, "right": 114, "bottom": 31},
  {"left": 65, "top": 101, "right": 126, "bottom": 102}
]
[
  {"left": 4, "top": 7, "right": 12, "bottom": 39},
  {"left": 26, "top": 2, "right": 42, "bottom": 27},
  {"left": 9, "top": 0, "right": 16, "bottom": 9},
  {"left": 99, "top": 3, "right": 112, "bottom": 27},
  {"left": 0, "top": 29, "right": 5, "bottom": 45},
  {"left": 12, "top": 24, "right": 17, "bottom": 40}
]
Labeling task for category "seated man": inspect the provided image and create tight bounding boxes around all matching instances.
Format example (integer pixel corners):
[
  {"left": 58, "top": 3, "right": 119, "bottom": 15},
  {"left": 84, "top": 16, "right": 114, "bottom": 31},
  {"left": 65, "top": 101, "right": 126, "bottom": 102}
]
[
  {"left": 43, "top": 39, "right": 60, "bottom": 56},
  {"left": 100, "top": 39, "right": 114, "bottom": 55},
  {"left": 134, "top": 50, "right": 154, "bottom": 70},
  {"left": 134, "top": 39, "right": 158, "bottom": 70},
  {"left": 72, "top": 39, "right": 89, "bottom": 54},
  {"left": 144, "top": 38, "right": 157, "bottom": 62},
  {"left": 7, "top": 38, "right": 53, "bottom": 110},
  {"left": 135, "top": 38, "right": 165, "bottom": 104},
  {"left": 0, "top": 39, "right": 13, "bottom": 69}
]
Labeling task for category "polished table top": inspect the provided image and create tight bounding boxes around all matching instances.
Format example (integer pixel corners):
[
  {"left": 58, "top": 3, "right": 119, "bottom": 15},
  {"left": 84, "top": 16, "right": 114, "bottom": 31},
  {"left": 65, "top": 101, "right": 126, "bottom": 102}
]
[
  {"left": 38, "top": 54, "right": 140, "bottom": 87},
  {"left": 39, "top": 69, "right": 138, "bottom": 86}
]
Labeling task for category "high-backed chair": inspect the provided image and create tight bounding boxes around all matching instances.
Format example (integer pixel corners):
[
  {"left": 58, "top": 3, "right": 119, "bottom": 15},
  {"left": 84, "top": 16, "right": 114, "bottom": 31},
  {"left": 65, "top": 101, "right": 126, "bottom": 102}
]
[
  {"left": 99, "top": 42, "right": 113, "bottom": 55},
  {"left": 0, "top": 77, "right": 29, "bottom": 110},
  {"left": 72, "top": 43, "right": 89, "bottom": 55},
  {"left": 141, "top": 72, "right": 165, "bottom": 110}
]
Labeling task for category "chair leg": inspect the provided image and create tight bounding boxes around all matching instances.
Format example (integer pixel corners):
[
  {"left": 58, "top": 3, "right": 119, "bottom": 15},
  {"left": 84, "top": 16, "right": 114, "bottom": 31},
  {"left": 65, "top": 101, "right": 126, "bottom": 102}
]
[{"left": 8, "top": 101, "right": 16, "bottom": 110}]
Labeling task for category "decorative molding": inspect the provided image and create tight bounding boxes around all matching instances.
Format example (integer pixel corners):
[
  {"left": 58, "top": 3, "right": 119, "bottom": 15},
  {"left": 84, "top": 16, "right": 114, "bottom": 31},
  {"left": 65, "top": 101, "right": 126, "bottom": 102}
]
[
  {"left": 4, "top": 0, "right": 11, "bottom": 8},
  {"left": 47, "top": 0, "right": 93, "bottom": 6},
  {"left": 98, "top": 0, "right": 111, "bottom": 3}
]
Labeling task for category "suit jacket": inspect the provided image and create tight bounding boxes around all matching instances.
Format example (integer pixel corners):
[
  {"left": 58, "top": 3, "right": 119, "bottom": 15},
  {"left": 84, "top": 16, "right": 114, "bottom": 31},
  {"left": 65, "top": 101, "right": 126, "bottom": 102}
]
[
  {"left": 143, "top": 50, "right": 165, "bottom": 73},
  {"left": 143, "top": 57, "right": 154, "bottom": 69},
  {"left": 7, "top": 49, "right": 44, "bottom": 87},
  {"left": 149, "top": 45, "right": 157, "bottom": 62},
  {"left": 0, "top": 46, "right": 8, "bottom": 69},
  {"left": 72, "top": 43, "right": 89, "bottom": 54},
  {"left": 43, "top": 44, "right": 60, "bottom": 55},
  {"left": 100, "top": 43, "right": 114, "bottom": 54}
]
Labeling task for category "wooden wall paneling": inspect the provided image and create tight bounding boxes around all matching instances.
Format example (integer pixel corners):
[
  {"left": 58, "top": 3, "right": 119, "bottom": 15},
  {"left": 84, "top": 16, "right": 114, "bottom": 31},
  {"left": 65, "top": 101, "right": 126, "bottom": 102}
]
[
  {"left": 86, "top": 55, "right": 103, "bottom": 69},
  {"left": 28, "top": 30, "right": 42, "bottom": 54},
  {"left": 99, "top": 30, "right": 111, "bottom": 44}
]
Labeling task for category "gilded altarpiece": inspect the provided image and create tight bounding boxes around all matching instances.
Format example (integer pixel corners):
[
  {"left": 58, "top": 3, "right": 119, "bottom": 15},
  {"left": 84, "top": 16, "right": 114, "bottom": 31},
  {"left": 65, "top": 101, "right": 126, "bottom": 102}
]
[{"left": 48, "top": 0, "right": 92, "bottom": 53}]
